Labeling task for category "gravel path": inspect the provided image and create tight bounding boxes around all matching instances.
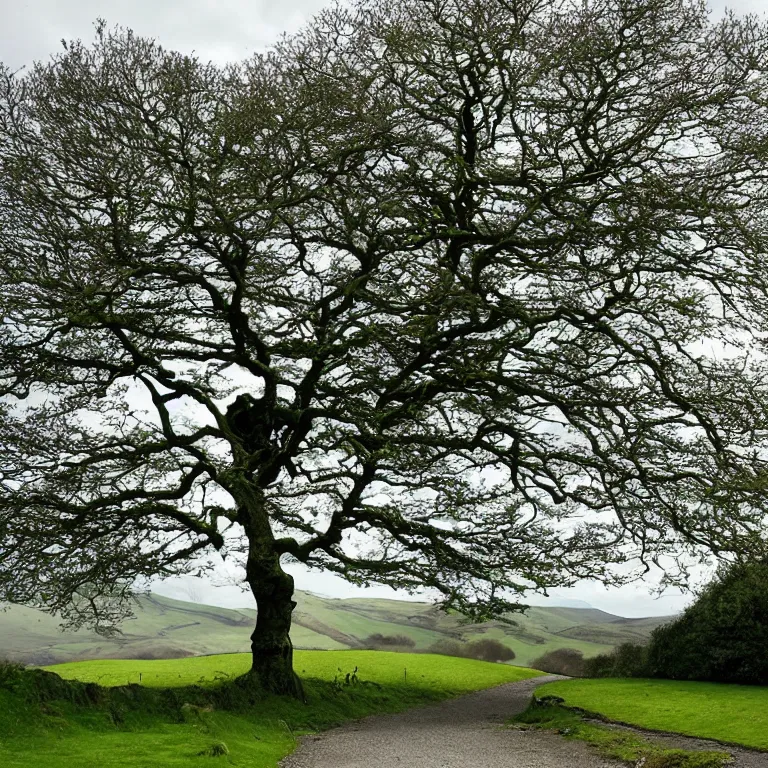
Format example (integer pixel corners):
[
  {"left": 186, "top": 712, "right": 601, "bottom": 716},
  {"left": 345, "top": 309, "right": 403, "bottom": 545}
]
[
  {"left": 281, "top": 675, "right": 619, "bottom": 768},
  {"left": 281, "top": 675, "right": 768, "bottom": 768}
]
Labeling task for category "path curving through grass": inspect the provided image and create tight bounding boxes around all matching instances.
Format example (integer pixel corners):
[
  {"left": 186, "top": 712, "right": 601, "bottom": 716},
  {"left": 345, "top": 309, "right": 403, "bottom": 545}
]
[
  {"left": 0, "top": 651, "right": 540, "bottom": 768},
  {"left": 281, "top": 675, "right": 623, "bottom": 768}
]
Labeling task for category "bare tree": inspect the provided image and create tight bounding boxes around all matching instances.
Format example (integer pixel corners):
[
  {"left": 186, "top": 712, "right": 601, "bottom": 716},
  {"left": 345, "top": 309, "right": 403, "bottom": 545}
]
[{"left": 1, "top": 0, "right": 768, "bottom": 695}]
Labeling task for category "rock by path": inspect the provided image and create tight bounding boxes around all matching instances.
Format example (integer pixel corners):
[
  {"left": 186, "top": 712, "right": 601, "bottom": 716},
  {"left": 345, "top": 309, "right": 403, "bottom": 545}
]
[{"left": 281, "top": 675, "right": 768, "bottom": 768}]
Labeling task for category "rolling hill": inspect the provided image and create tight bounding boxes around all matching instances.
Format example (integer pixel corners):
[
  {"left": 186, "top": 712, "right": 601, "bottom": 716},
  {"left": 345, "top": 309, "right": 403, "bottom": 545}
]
[{"left": 0, "top": 591, "right": 673, "bottom": 667}]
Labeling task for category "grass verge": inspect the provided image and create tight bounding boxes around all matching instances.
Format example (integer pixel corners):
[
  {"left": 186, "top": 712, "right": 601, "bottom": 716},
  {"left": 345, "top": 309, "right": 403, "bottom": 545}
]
[
  {"left": 0, "top": 651, "right": 540, "bottom": 768},
  {"left": 512, "top": 697, "right": 730, "bottom": 768},
  {"left": 535, "top": 678, "right": 768, "bottom": 751}
]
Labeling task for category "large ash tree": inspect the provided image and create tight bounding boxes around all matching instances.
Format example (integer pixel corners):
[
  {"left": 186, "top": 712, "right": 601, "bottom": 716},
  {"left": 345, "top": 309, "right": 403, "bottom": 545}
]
[{"left": 2, "top": 0, "right": 768, "bottom": 695}]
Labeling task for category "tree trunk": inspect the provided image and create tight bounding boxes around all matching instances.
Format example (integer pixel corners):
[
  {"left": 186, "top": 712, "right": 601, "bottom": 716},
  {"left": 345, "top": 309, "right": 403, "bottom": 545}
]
[
  {"left": 248, "top": 559, "right": 300, "bottom": 697},
  {"left": 240, "top": 497, "right": 302, "bottom": 698}
]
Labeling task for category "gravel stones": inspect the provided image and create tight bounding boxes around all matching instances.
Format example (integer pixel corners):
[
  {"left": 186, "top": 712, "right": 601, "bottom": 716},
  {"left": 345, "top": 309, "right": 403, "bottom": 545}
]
[{"left": 281, "top": 675, "right": 618, "bottom": 768}]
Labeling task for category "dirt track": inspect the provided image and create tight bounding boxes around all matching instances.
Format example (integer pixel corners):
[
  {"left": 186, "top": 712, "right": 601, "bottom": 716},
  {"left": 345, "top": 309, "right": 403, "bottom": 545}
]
[
  {"left": 280, "top": 675, "right": 619, "bottom": 768},
  {"left": 280, "top": 675, "right": 768, "bottom": 768}
]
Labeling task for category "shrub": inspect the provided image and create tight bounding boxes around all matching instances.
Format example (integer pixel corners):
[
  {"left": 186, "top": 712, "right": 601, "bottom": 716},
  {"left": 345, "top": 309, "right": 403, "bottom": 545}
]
[
  {"left": 610, "top": 642, "right": 650, "bottom": 678},
  {"left": 464, "top": 639, "right": 515, "bottom": 663},
  {"left": 646, "top": 559, "right": 768, "bottom": 685},
  {"left": 582, "top": 652, "right": 615, "bottom": 678},
  {"left": 531, "top": 648, "right": 586, "bottom": 677},
  {"left": 582, "top": 643, "right": 650, "bottom": 678},
  {"left": 427, "top": 638, "right": 467, "bottom": 658},
  {"left": 427, "top": 637, "right": 514, "bottom": 662},
  {"left": 363, "top": 633, "right": 416, "bottom": 649},
  {"left": 0, "top": 660, "right": 26, "bottom": 688}
]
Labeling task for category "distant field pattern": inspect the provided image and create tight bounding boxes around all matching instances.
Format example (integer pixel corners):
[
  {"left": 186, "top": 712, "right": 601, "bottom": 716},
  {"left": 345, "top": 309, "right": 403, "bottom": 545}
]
[{"left": 0, "top": 591, "right": 671, "bottom": 666}]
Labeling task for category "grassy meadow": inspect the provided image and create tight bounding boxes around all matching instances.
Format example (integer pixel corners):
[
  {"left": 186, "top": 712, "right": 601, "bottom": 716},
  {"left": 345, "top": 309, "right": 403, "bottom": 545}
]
[
  {"left": 0, "top": 651, "right": 542, "bottom": 768},
  {"left": 536, "top": 678, "right": 768, "bottom": 750},
  {"left": 45, "top": 649, "right": 540, "bottom": 691}
]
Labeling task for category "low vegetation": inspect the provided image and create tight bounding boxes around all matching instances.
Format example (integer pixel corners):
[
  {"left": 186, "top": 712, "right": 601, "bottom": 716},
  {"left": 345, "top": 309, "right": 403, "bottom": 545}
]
[
  {"left": 531, "top": 648, "right": 586, "bottom": 677},
  {"left": 363, "top": 633, "right": 416, "bottom": 649},
  {"left": 534, "top": 678, "right": 768, "bottom": 750},
  {"left": 513, "top": 698, "right": 730, "bottom": 768},
  {"left": 582, "top": 643, "right": 650, "bottom": 679},
  {"left": 0, "top": 652, "right": 541, "bottom": 768},
  {"left": 427, "top": 637, "right": 516, "bottom": 662},
  {"left": 464, "top": 639, "right": 516, "bottom": 662},
  {"left": 533, "top": 643, "right": 651, "bottom": 679}
]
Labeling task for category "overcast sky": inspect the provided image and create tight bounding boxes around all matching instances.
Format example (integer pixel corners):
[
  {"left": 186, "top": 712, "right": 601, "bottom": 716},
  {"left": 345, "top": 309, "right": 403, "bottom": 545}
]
[
  {"left": 2, "top": 0, "right": 766, "bottom": 71},
  {"left": 2, "top": 0, "right": 765, "bottom": 618}
]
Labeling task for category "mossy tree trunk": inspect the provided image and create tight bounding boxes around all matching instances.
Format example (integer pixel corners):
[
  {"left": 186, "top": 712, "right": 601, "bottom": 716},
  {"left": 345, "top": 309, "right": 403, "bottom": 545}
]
[
  {"left": 241, "top": 499, "right": 301, "bottom": 698},
  {"left": 248, "top": 560, "right": 298, "bottom": 696}
]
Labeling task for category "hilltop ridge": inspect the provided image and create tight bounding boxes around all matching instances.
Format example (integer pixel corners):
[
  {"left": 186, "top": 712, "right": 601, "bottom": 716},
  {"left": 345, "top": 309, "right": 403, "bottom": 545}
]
[{"left": 0, "top": 591, "right": 672, "bottom": 666}]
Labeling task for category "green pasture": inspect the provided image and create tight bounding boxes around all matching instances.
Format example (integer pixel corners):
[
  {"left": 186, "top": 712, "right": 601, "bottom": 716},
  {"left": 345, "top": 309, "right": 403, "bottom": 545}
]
[
  {"left": 45, "top": 649, "right": 541, "bottom": 690},
  {"left": 0, "top": 651, "right": 541, "bottom": 768},
  {"left": 536, "top": 678, "right": 768, "bottom": 751}
]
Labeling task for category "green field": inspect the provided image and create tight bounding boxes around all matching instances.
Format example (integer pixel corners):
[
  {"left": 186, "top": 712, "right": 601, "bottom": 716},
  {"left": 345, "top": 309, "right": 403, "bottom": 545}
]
[
  {"left": 0, "top": 591, "right": 671, "bottom": 667},
  {"left": 0, "top": 651, "right": 541, "bottom": 768},
  {"left": 536, "top": 678, "right": 768, "bottom": 750},
  {"left": 46, "top": 649, "right": 541, "bottom": 691}
]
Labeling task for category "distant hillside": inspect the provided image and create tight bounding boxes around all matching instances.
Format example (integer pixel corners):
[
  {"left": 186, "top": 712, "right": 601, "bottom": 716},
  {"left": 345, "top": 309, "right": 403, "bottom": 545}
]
[{"left": 0, "top": 592, "right": 673, "bottom": 667}]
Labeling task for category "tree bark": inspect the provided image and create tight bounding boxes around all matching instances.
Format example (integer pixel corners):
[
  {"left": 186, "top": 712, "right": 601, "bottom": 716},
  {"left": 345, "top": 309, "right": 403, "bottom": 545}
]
[
  {"left": 240, "top": 497, "right": 303, "bottom": 698},
  {"left": 248, "top": 558, "right": 300, "bottom": 696}
]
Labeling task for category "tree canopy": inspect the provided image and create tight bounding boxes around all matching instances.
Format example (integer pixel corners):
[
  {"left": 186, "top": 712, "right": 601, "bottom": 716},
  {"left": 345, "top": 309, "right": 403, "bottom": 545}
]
[{"left": 1, "top": 0, "right": 768, "bottom": 694}]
